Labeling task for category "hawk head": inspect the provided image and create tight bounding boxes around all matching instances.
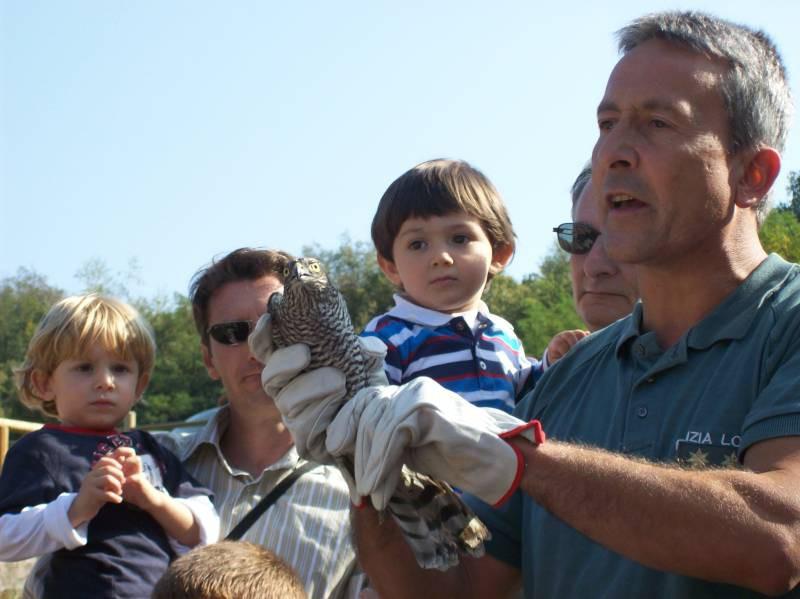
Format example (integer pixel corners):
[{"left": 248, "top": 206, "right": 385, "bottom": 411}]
[{"left": 283, "top": 257, "right": 330, "bottom": 294}]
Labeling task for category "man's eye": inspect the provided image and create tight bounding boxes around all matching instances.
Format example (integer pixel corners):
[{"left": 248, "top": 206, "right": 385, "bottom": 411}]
[
  {"left": 651, "top": 119, "right": 668, "bottom": 128},
  {"left": 598, "top": 119, "right": 615, "bottom": 131}
]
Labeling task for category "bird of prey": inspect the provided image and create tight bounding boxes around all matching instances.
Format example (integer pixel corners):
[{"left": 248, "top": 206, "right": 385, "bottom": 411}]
[{"left": 268, "top": 257, "right": 490, "bottom": 570}]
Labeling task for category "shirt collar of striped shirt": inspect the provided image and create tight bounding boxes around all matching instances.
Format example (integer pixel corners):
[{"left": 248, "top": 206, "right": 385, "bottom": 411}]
[{"left": 388, "top": 293, "right": 492, "bottom": 328}]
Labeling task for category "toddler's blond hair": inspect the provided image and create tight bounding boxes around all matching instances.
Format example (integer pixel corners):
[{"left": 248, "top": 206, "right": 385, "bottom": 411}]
[{"left": 15, "top": 294, "right": 155, "bottom": 417}]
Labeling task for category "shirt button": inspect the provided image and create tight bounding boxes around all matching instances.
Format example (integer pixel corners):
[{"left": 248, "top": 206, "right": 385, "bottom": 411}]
[
  {"left": 479, "top": 360, "right": 487, "bottom": 370},
  {"left": 646, "top": 377, "right": 655, "bottom": 384},
  {"left": 637, "top": 406, "right": 648, "bottom": 418},
  {"left": 636, "top": 344, "right": 646, "bottom": 356}
]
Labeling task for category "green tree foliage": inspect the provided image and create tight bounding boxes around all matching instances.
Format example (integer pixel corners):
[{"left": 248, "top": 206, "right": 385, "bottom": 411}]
[
  {"left": 303, "top": 237, "right": 396, "bottom": 332},
  {"left": 759, "top": 206, "right": 800, "bottom": 263},
  {"left": 0, "top": 270, "right": 64, "bottom": 420},
  {"left": 136, "top": 295, "right": 220, "bottom": 425},
  {"left": 485, "top": 245, "right": 583, "bottom": 358},
  {"left": 788, "top": 170, "right": 800, "bottom": 222}
]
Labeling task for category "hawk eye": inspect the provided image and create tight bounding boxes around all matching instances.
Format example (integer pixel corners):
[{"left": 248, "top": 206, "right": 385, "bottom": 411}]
[
  {"left": 309, "top": 262, "right": 321, "bottom": 273},
  {"left": 283, "top": 267, "right": 290, "bottom": 277}
]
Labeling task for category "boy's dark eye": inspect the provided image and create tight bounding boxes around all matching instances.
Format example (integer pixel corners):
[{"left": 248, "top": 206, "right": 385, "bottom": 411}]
[
  {"left": 408, "top": 240, "right": 425, "bottom": 251},
  {"left": 75, "top": 363, "right": 92, "bottom": 372},
  {"left": 452, "top": 234, "right": 469, "bottom": 244},
  {"left": 112, "top": 364, "right": 131, "bottom": 374}
]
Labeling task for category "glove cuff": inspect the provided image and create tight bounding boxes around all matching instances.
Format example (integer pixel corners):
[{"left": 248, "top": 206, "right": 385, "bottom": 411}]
[
  {"left": 492, "top": 420, "right": 545, "bottom": 508},
  {"left": 498, "top": 419, "right": 546, "bottom": 444}
]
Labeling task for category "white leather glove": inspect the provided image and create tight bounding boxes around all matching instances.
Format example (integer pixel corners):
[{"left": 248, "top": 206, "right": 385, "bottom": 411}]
[
  {"left": 250, "top": 313, "right": 344, "bottom": 465},
  {"left": 326, "top": 377, "right": 545, "bottom": 510}
]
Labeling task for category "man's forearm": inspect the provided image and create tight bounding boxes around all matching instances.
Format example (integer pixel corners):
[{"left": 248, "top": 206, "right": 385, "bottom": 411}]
[{"left": 516, "top": 438, "right": 800, "bottom": 595}]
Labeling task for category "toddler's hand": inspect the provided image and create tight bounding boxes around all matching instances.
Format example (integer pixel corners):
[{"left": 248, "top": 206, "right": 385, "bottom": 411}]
[
  {"left": 546, "top": 329, "right": 590, "bottom": 364},
  {"left": 68, "top": 455, "right": 125, "bottom": 528},
  {"left": 112, "top": 446, "right": 160, "bottom": 511}
]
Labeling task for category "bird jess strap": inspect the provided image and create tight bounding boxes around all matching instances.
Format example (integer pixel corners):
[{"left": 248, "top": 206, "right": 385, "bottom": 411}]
[{"left": 225, "top": 461, "right": 315, "bottom": 541}]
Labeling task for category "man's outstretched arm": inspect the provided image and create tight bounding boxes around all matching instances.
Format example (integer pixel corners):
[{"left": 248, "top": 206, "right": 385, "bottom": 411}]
[
  {"left": 513, "top": 436, "right": 800, "bottom": 596},
  {"left": 352, "top": 505, "right": 521, "bottom": 599}
]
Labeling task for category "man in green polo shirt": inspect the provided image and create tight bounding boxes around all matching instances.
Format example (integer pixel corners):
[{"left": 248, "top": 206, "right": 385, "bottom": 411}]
[{"left": 255, "top": 10, "right": 800, "bottom": 599}]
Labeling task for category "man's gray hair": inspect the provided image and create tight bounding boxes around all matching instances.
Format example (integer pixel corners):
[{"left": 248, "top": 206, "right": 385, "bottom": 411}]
[
  {"left": 571, "top": 164, "right": 592, "bottom": 207},
  {"left": 618, "top": 12, "right": 792, "bottom": 153},
  {"left": 618, "top": 12, "right": 793, "bottom": 223}
]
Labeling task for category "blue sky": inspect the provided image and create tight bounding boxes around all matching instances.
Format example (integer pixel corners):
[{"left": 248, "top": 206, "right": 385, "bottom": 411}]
[{"left": 2, "top": 1, "right": 799, "bottom": 300}]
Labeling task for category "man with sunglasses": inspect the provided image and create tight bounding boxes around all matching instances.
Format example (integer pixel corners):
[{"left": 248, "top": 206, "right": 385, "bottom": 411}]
[
  {"left": 554, "top": 164, "right": 638, "bottom": 333},
  {"left": 159, "top": 248, "right": 364, "bottom": 599},
  {"left": 259, "top": 11, "right": 800, "bottom": 598}
]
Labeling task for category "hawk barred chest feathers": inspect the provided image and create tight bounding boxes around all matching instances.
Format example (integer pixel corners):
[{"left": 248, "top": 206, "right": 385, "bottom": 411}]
[
  {"left": 268, "top": 257, "right": 368, "bottom": 397},
  {"left": 268, "top": 257, "right": 490, "bottom": 570}
]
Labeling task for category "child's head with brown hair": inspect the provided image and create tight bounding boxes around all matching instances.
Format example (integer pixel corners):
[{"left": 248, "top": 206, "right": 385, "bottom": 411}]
[
  {"left": 151, "top": 541, "right": 307, "bottom": 599},
  {"left": 371, "top": 158, "right": 516, "bottom": 313},
  {"left": 15, "top": 294, "right": 155, "bottom": 419}
]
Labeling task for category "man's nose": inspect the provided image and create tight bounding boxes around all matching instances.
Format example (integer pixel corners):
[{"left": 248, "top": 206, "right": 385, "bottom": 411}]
[{"left": 592, "top": 121, "right": 640, "bottom": 176}]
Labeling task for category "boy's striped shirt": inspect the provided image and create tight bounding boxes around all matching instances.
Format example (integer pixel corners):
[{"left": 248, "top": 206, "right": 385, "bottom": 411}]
[{"left": 362, "top": 295, "right": 540, "bottom": 413}]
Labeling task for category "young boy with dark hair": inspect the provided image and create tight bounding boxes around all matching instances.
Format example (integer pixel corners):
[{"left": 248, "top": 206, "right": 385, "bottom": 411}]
[{"left": 364, "top": 158, "right": 576, "bottom": 412}]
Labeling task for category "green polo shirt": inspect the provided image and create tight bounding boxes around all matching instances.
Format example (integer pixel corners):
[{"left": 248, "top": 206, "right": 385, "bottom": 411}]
[{"left": 471, "top": 254, "right": 800, "bottom": 598}]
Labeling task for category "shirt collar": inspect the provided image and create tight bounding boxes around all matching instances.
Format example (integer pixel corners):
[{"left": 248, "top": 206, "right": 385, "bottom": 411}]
[
  {"left": 386, "top": 293, "right": 491, "bottom": 327},
  {"left": 615, "top": 254, "right": 794, "bottom": 356},
  {"left": 180, "top": 405, "right": 301, "bottom": 473},
  {"left": 687, "top": 253, "right": 794, "bottom": 350},
  {"left": 615, "top": 302, "right": 644, "bottom": 356},
  {"left": 179, "top": 405, "right": 226, "bottom": 459}
]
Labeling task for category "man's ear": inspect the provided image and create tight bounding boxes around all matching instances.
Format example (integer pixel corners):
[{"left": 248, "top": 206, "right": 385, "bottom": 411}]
[
  {"left": 377, "top": 254, "right": 403, "bottom": 287},
  {"left": 201, "top": 342, "right": 221, "bottom": 381},
  {"left": 734, "top": 147, "right": 781, "bottom": 209},
  {"left": 491, "top": 243, "right": 514, "bottom": 274},
  {"left": 30, "top": 369, "right": 55, "bottom": 401}
]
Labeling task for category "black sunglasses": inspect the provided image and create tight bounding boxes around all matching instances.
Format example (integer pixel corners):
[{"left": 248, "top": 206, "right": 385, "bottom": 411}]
[
  {"left": 553, "top": 222, "right": 601, "bottom": 255},
  {"left": 207, "top": 320, "right": 255, "bottom": 346}
]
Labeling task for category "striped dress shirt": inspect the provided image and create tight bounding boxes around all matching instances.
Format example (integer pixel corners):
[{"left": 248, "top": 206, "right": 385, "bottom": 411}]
[
  {"left": 362, "top": 295, "right": 540, "bottom": 413},
  {"left": 159, "top": 407, "right": 364, "bottom": 599}
]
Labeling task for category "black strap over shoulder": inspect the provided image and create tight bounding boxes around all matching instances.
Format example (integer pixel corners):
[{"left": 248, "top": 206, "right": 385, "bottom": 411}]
[{"left": 225, "top": 461, "right": 316, "bottom": 541}]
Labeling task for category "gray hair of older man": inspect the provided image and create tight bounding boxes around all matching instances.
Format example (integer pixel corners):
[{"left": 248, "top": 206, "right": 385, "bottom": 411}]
[
  {"left": 617, "top": 11, "right": 794, "bottom": 224},
  {"left": 571, "top": 164, "right": 592, "bottom": 215}
]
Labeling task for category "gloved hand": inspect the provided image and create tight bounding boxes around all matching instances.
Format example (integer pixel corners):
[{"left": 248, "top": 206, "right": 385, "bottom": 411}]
[
  {"left": 326, "top": 377, "right": 545, "bottom": 510},
  {"left": 249, "top": 313, "right": 344, "bottom": 465}
]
